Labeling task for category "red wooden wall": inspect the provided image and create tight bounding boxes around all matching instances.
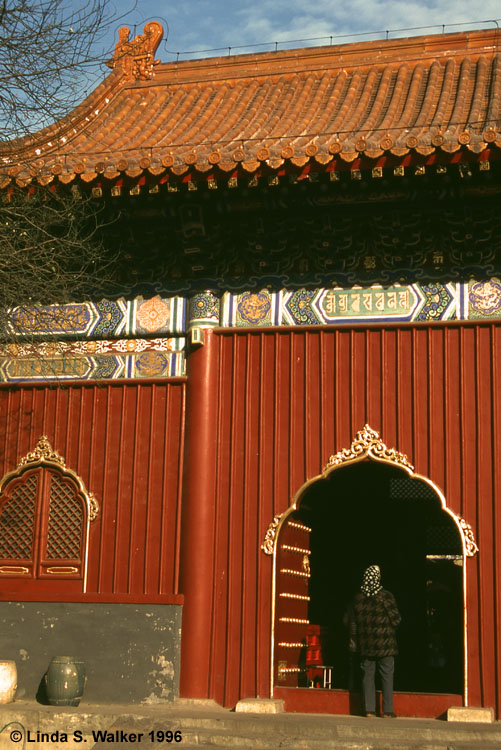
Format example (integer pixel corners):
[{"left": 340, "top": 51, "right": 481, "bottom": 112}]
[
  {"left": 1, "top": 325, "right": 500, "bottom": 716},
  {"left": 0, "top": 380, "right": 186, "bottom": 597},
  {"left": 185, "top": 324, "right": 500, "bottom": 715}
]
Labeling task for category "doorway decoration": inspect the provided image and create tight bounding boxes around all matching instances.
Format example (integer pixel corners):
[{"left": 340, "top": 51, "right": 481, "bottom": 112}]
[
  {"left": 261, "top": 513, "right": 286, "bottom": 556},
  {"left": 324, "top": 424, "right": 414, "bottom": 472},
  {"left": 262, "top": 424, "right": 478, "bottom": 558}
]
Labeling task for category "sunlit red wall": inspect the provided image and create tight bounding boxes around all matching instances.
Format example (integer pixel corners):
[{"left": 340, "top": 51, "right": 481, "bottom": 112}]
[
  {"left": 181, "top": 325, "right": 500, "bottom": 715},
  {"left": 1, "top": 324, "right": 499, "bottom": 717},
  {"left": 0, "top": 379, "right": 186, "bottom": 598}
]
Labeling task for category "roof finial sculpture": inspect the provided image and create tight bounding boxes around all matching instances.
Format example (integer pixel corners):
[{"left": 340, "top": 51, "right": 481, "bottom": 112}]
[{"left": 107, "top": 22, "right": 163, "bottom": 81}]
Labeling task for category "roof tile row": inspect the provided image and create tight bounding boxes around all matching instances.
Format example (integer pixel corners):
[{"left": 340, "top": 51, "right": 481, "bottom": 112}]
[{"left": 1, "top": 27, "right": 500, "bottom": 186}]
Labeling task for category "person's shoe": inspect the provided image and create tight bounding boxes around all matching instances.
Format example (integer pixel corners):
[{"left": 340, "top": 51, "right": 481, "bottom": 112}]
[
  {"left": 365, "top": 712, "right": 377, "bottom": 717},
  {"left": 382, "top": 712, "right": 397, "bottom": 718}
]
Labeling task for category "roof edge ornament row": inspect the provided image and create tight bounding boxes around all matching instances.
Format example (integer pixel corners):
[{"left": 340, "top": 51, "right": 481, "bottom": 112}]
[
  {"left": 107, "top": 22, "right": 163, "bottom": 82},
  {"left": 323, "top": 424, "right": 414, "bottom": 473}
]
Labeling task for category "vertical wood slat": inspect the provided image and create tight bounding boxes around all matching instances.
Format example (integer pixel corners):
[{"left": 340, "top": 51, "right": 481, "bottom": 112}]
[
  {"left": 428, "top": 327, "right": 446, "bottom": 488},
  {"left": 492, "top": 327, "right": 501, "bottom": 712},
  {"left": 366, "top": 328, "right": 382, "bottom": 429},
  {"left": 395, "top": 328, "right": 413, "bottom": 460},
  {"left": 335, "top": 330, "right": 352, "bottom": 452},
  {"left": 99, "top": 385, "right": 122, "bottom": 593},
  {"left": 210, "top": 334, "right": 233, "bottom": 700},
  {"left": 227, "top": 333, "right": 246, "bottom": 698},
  {"left": 144, "top": 384, "right": 163, "bottom": 595},
  {"left": 275, "top": 333, "right": 291, "bottom": 508},
  {"left": 164, "top": 382, "right": 186, "bottom": 595},
  {"left": 0, "top": 381, "right": 185, "bottom": 598},
  {"left": 128, "top": 386, "right": 151, "bottom": 594},
  {"left": 242, "top": 336, "right": 261, "bottom": 696},
  {"left": 412, "top": 327, "right": 429, "bottom": 474},
  {"left": 459, "top": 327, "right": 481, "bottom": 703},
  {"left": 257, "top": 334, "right": 278, "bottom": 697},
  {"left": 210, "top": 325, "right": 501, "bottom": 715},
  {"left": 381, "top": 328, "right": 397, "bottom": 446},
  {"left": 476, "top": 326, "right": 496, "bottom": 708},
  {"left": 114, "top": 385, "right": 135, "bottom": 593}
]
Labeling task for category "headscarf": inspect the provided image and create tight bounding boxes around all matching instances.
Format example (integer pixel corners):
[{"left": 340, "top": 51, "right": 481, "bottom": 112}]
[{"left": 361, "top": 564, "right": 383, "bottom": 597}]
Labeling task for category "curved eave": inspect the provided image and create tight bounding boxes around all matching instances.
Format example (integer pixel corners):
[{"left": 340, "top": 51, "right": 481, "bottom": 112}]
[
  {"left": 1, "top": 145, "right": 499, "bottom": 191},
  {"left": 0, "top": 68, "right": 124, "bottom": 173}
]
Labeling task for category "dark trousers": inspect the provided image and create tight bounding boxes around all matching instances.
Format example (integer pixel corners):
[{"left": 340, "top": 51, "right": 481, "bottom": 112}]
[{"left": 361, "top": 656, "right": 394, "bottom": 714}]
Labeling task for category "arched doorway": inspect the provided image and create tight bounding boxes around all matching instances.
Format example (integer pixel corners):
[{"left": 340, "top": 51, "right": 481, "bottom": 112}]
[{"left": 264, "top": 426, "right": 478, "bottom": 716}]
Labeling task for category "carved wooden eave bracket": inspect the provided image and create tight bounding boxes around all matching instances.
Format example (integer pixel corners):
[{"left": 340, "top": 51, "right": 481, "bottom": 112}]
[
  {"left": 3, "top": 435, "right": 99, "bottom": 521},
  {"left": 107, "top": 21, "right": 163, "bottom": 82},
  {"left": 323, "top": 424, "right": 414, "bottom": 473}
]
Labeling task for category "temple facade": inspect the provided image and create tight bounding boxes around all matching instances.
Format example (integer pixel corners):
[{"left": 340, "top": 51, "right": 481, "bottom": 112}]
[{"left": 0, "top": 24, "right": 500, "bottom": 716}]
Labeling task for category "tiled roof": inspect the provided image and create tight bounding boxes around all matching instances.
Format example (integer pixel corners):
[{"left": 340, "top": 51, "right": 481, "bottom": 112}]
[{"left": 1, "top": 26, "right": 501, "bottom": 186}]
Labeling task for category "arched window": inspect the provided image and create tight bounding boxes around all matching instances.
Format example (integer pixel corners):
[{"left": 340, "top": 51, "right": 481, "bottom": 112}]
[{"left": 0, "top": 437, "right": 99, "bottom": 593}]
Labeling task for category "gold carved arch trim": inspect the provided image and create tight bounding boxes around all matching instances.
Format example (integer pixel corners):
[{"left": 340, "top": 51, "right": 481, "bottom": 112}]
[
  {"left": 0, "top": 436, "right": 99, "bottom": 521},
  {"left": 261, "top": 424, "right": 478, "bottom": 558}
]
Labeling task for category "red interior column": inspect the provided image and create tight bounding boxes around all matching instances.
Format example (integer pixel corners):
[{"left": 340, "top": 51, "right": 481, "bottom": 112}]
[{"left": 179, "top": 328, "right": 218, "bottom": 698}]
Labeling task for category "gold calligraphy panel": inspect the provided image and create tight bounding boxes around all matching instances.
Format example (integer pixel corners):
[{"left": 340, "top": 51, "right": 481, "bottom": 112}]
[{"left": 319, "top": 286, "right": 418, "bottom": 321}]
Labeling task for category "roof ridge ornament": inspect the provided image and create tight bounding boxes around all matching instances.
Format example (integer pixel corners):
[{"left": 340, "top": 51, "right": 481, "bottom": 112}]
[
  {"left": 323, "top": 424, "right": 414, "bottom": 472},
  {"left": 108, "top": 21, "right": 163, "bottom": 82}
]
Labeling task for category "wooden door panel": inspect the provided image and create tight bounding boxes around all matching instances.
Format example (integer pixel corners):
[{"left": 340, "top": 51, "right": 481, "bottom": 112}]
[
  {"left": 274, "top": 514, "right": 311, "bottom": 687},
  {"left": 0, "top": 471, "right": 39, "bottom": 579},
  {"left": 0, "top": 468, "right": 85, "bottom": 592}
]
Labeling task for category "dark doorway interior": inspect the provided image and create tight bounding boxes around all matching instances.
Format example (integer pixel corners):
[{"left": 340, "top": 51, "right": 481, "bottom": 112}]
[{"left": 293, "top": 460, "right": 463, "bottom": 694}]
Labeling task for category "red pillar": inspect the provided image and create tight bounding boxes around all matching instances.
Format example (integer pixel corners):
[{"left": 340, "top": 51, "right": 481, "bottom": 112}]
[{"left": 179, "top": 328, "right": 218, "bottom": 698}]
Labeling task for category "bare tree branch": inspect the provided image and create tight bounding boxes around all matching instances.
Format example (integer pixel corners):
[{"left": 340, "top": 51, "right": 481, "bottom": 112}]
[
  {"left": 0, "top": 185, "right": 117, "bottom": 340},
  {"left": 0, "top": 1, "right": 138, "bottom": 140},
  {"left": 0, "top": 1, "right": 139, "bottom": 344}
]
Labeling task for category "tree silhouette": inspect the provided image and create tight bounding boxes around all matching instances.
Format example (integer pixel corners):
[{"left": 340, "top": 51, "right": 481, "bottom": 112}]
[{"left": 0, "top": 1, "right": 137, "bottom": 341}]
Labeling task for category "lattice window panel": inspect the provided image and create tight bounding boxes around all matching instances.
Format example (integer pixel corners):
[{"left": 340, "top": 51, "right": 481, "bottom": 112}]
[
  {"left": 426, "top": 524, "right": 462, "bottom": 555},
  {"left": 46, "top": 474, "right": 83, "bottom": 560},
  {"left": 0, "top": 474, "right": 37, "bottom": 559},
  {"left": 390, "top": 477, "right": 438, "bottom": 502}
]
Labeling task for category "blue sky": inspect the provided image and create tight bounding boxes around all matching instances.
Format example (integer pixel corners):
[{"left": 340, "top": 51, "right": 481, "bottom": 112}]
[{"left": 111, "top": 0, "right": 501, "bottom": 60}]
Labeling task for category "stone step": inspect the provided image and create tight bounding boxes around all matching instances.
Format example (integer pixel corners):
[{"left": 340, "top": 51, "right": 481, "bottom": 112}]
[
  {"left": 175, "top": 729, "right": 501, "bottom": 750},
  {"left": 92, "top": 729, "right": 501, "bottom": 750},
  {"left": 106, "top": 715, "right": 501, "bottom": 750},
  {"left": 1, "top": 703, "right": 500, "bottom": 750}
]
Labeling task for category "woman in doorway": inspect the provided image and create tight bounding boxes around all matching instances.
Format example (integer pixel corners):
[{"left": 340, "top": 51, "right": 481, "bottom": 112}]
[{"left": 350, "top": 565, "right": 401, "bottom": 717}]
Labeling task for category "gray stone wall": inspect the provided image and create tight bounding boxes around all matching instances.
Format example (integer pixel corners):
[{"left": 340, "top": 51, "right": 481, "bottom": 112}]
[{"left": 0, "top": 602, "right": 182, "bottom": 704}]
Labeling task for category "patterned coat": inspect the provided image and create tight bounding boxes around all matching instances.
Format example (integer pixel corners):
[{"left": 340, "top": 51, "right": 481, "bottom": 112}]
[{"left": 351, "top": 589, "right": 401, "bottom": 658}]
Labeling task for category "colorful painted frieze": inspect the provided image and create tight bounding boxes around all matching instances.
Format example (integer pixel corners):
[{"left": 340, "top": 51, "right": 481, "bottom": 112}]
[
  {"left": 0, "top": 338, "right": 186, "bottom": 382},
  {"left": 467, "top": 279, "right": 501, "bottom": 319},
  {"left": 187, "top": 292, "right": 220, "bottom": 328},
  {"left": 131, "top": 296, "right": 186, "bottom": 336},
  {"left": 220, "top": 290, "right": 282, "bottom": 327},
  {"left": 2, "top": 280, "right": 501, "bottom": 383},
  {"left": 219, "top": 283, "right": 459, "bottom": 327},
  {"left": 8, "top": 296, "right": 186, "bottom": 339}
]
